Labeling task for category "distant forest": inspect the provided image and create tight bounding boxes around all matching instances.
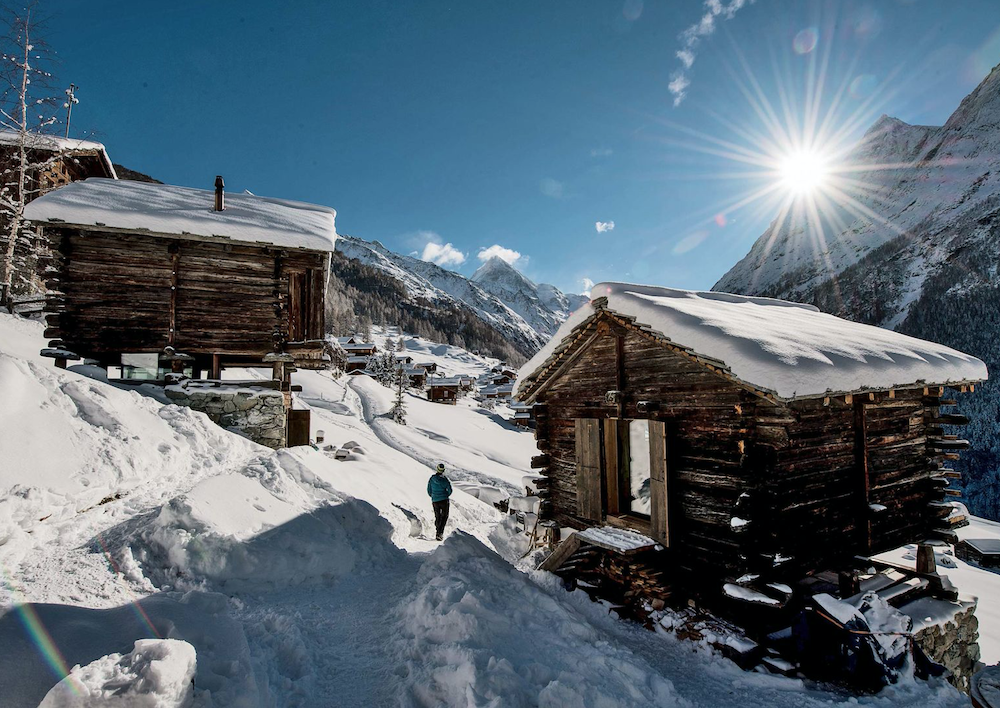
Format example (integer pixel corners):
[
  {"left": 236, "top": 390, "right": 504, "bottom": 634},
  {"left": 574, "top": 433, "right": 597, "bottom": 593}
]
[{"left": 325, "top": 251, "right": 527, "bottom": 366}]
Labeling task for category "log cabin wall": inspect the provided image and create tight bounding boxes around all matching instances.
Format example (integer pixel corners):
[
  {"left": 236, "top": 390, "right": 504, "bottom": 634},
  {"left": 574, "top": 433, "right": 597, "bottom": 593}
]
[
  {"left": 534, "top": 316, "right": 775, "bottom": 580},
  {"left": 762, "top": 388, "right": 945, "bottom": 574},
  {"left": 41, "top": 226, "right": 327, "bottom": 365}
]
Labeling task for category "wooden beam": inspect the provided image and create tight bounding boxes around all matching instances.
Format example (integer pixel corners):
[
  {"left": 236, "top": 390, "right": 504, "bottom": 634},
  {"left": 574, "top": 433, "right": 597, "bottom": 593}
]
[
  {"left": 168, "top": 242, "right": 179, "bottom": 347},
  {"left": 538, "top": 533, "right": 581, "bottom": 572},
  {"left": 854, "top": 399, "right": 872, "bottom": 553}
]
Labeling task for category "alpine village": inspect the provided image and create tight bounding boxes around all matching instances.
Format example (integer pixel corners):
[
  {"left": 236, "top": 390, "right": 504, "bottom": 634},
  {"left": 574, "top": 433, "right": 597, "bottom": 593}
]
[{"left": 1, "top": 3, "right": 1000, "bottom": 707}]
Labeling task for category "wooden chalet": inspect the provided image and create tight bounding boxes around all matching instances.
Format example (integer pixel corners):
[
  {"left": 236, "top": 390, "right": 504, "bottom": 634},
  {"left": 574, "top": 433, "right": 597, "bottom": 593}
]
[
  {"left": 343, "top": 341, "right": 378, "bottom": 356},
  {"left": 0, "top": 132, "right": 117, "bottom": 299},
  {"left": 346, "top": 355, "right": 371, "bottom": 373},
  {"left": 427, "top": 378, "right": 462, "bottom": 404},
  {"left": 0, "top": 131, "right": 117, "bottom": 190},
  {"left": 517, "top": 282, "right": 987, "bottom": 625},
  {"left": 403, "top": 365, "right": 427, "bottom": 388},
  {"left": 415, "top": 361, "right": 437, "bottom": 374},
  {"left": 24, "top": 177, "right": 337, "bottom": 380}
]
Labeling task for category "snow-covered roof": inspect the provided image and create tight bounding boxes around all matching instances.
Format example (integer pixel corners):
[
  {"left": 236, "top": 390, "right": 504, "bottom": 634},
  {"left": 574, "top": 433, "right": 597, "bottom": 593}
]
[
  {"left": 517, "top": 282, "right": 988, "bottom": 401},
  {"left": 429, "top": 377, "right": 462, "bottom": 388},
  {"left": 0, "top": 131, "right": 117, "bottom": 178},
  {"left": 347, "top": 356, "right": 370, "bottom": 363},
  {"left": 23, "top": 178, "right": 337, "bottom": 252}
]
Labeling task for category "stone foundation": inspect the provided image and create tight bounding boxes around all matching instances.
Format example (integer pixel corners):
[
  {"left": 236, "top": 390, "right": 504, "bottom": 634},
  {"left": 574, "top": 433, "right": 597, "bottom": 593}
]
[
  {"left": 907, "top": 597, "right": 981, "bottom": 693},
  {"left": 165, "top": 382, "right": 287, "bottom": 449}
]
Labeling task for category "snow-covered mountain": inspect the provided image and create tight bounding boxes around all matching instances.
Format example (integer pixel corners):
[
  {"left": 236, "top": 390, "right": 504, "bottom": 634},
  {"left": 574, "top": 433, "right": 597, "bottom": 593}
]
[
  {"left": 335, "top": 236, "right": 551, "bottom": 355},
  {"left": 471, "top": 256, "right": 588, "bottom": 337},
  {"left": 714, "top": 62, "right": 1000, "bottom": 521}
]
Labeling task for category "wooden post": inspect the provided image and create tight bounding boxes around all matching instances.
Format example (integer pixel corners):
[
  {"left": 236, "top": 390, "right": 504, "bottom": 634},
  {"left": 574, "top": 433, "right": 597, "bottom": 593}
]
[
  {"left": 916, "top": 543, "right": 937, "bottom": 574},
  {"left": 211, "top": 353, "right": 222, "bottom": 380},
  {"left": 838, "top": 570, "right": 860, "bottom": 598},
  {"left": 615, "top": 334, "right": 625, "bottom": 418}
]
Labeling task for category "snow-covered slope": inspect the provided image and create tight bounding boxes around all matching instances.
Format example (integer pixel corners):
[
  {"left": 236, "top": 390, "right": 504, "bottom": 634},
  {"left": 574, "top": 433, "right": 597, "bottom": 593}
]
[
  {"left": 336, "top": 235, "right": 547, "bottom": 355},
  {"left": 713, "top": 63, "right": 1000, "bottom": 521},
  {"left": 472, "top": 256, "right": 589, "bottom": 337},
  {"left": 1, "top": 312, "right": 994, "bottom": 707}
]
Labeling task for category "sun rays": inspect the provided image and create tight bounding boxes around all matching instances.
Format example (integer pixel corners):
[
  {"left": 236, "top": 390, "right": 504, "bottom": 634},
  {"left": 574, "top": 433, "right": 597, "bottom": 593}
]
[{"left": 644, "top": 7, "right": 979, "bottom": 302}]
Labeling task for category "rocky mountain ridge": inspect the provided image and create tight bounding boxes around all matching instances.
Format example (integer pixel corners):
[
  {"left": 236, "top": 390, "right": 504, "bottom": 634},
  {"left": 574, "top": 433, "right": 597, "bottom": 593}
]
[{"left": 471, "top": 255, "right": 588, "bottom": 337}]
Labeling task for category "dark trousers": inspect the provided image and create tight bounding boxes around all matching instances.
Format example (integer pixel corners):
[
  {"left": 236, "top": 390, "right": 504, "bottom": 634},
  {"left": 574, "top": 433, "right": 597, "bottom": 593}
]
[{"left": 433, "top": 500, "right": 450, "bottom": 537}]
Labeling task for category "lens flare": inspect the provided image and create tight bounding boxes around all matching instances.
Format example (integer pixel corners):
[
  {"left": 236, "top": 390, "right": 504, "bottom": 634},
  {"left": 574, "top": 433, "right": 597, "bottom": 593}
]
[
  {"left": 792, "top": 27, "right": 818, "bottom": 55},
  {"left": 0, "top": 564, "right": 79, "bottom": 693}
]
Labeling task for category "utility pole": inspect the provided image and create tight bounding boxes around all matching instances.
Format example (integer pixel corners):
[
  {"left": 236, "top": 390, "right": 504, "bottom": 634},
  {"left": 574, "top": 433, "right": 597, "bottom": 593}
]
[{"left": 64, "top": 84, "right": 78, "bottom": 138}]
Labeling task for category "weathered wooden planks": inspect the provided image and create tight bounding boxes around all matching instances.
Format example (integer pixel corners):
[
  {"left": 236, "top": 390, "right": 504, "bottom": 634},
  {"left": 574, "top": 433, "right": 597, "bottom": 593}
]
[{"left": 39, "top": 227, "right": 328, "bottom": 366}]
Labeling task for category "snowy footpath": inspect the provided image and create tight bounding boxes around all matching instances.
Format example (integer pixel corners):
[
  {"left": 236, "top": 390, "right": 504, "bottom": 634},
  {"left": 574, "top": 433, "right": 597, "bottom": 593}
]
[{"left": 0, "top": 314, "right": 989, "bottom": 707}]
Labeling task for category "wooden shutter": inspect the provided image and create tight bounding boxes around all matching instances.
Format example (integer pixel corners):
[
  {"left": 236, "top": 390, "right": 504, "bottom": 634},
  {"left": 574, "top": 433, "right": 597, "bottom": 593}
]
[
  {"left": 308, "top": 268, "right": 326, "bottom": 339},
  {"left": 604, "top": 418, "right": 623, "bottom": 515},
  {"left": 648, "top": 419, "right": 670, "bottom": 546},
  {"left": 288, "top": 272, "right": 306, "bottom": 341},
  {"left": 575, "top": 418, "right": 603, "bottom": 520}
]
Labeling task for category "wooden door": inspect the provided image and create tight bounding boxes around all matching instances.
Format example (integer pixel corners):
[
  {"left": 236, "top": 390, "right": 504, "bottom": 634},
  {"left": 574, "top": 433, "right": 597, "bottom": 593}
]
[
  {"left": 288, "top": 272, "right": 306, "bottom": 341},
  {"left": 575, "top": 418, "right": 604, "bottom": 521},
  {"left": 287, "top": 408, "right": 311, "bottom": 447}
]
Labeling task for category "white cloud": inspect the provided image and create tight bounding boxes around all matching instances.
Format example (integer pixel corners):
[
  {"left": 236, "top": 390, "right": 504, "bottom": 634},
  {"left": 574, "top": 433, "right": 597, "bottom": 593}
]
[
  {"left": 420, "top": 240, "right": 466, "bottom": 267},
  {"left": 581, "top": 277, "right": 595, "bottom": 293},
  {"left": 477, "top": 244, "right": 522, "bottom": 265},
  {"left": 539, "top": 178, "right": 564, "bottom": 199},
  {"left": 595, "top": 220, "right": 615, "bottom": 233},
  {"left": 590, "top": 147, "right": 613, "bottom": 158},
  {"left": 670, "top": 0, "right": 751, "bottom": 107}
]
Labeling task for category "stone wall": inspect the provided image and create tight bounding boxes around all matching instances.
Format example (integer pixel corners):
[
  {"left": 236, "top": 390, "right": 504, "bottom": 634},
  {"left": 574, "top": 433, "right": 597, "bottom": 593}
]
[
  {"left": 908, "top": 598, "right": 981, "bottom": 693},
  {"left": 165, "top": 383, "right": 287, "bottom": 449}
]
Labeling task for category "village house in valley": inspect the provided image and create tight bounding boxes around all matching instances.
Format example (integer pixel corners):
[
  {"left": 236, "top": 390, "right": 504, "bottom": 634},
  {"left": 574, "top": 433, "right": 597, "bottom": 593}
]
[
  {"left": 24, "top": 177, "right": 337, "bottom": 448},
  {"left": 517, "top": 282, "right": 988, "bottom": 683}
]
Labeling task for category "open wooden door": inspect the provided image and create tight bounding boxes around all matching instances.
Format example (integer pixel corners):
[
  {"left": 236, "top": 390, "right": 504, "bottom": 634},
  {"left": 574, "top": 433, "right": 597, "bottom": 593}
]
[{"left": 575, "top": 418, "right": 603, "bottom": 521}]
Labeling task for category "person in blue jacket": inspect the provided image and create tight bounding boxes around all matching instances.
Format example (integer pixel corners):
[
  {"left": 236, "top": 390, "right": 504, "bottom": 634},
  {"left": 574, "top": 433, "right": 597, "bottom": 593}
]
[{"left": 427, "top": 463, "right": 453, "bottom": 540}]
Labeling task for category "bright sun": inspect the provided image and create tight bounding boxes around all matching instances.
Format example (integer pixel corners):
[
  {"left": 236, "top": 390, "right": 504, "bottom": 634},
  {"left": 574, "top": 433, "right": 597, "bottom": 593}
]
[{"left": 779, "top": 150, "right": 829, "bottom": 195}]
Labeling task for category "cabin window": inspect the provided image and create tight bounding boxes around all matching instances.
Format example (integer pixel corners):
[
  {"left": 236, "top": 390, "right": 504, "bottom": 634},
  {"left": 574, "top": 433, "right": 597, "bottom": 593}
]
[
  {"left": 627, "top": 419, "right": 652, "bottom": 516},
  {"left": 574, "top": 417, "right": 669, "bottom": 545}
]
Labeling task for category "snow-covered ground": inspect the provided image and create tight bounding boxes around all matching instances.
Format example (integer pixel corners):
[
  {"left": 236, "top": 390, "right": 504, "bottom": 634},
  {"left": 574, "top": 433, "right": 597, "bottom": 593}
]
[{"left": 0, "top": 312, "right": 994, "bottom": 707}]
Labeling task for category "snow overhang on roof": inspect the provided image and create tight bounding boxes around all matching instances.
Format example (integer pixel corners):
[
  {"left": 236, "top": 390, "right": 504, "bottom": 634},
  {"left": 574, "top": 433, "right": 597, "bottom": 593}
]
[
  {"left": 23, "top": 178, "right": 337, "bottom": 252},
  {"left": 0, "top": 130, "right": 117, "bottom": 179},
  {"left": 516, "top": 282, "right": 988, "bottom": 402}
]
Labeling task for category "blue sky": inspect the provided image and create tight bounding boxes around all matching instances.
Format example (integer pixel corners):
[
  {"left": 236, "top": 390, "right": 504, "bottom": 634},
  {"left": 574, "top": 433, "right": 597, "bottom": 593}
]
[{"left": 47, "top": 0, "right": 1000, "bottom": 294}]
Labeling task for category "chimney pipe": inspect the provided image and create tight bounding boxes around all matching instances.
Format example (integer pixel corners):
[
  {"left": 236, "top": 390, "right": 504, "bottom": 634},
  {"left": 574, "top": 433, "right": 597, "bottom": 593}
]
[{"left": 214, "top": 175, "right": 225, "bottom": 211}]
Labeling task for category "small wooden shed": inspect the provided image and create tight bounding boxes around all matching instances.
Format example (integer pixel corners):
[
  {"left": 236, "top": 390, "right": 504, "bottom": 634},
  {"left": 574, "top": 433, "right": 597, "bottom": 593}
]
[
  {"left": 516, "top": 283, "right": 987, "bottom": 605},
  {"left": 24, "top": 178, "right": 336, "bottom": 378}
]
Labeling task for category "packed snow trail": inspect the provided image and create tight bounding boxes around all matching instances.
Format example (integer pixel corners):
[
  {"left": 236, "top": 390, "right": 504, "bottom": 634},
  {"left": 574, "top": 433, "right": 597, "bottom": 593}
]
[{"left": 348, "top": 375, "right": 525, "bottom": 498}]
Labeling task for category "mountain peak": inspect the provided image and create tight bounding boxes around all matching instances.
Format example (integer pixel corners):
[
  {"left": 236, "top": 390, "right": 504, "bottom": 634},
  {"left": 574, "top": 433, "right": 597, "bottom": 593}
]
[{"left": 471, "top": 256, "right": 526, "bottom": 283}]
